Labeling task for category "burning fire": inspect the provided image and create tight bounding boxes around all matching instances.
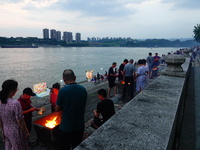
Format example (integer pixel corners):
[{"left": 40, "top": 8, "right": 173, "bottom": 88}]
[
  {"left": 120, "top": 81, "right": 130, "bottom": 85},
  {"left": 120, "top": 81, "right": 125, "bottom": 84},
  {"left": 45, "top": 117, "right": 58, "bottom": 129},
  {"left": 153, "top": 67, "right": 158, "bottom": 70}
]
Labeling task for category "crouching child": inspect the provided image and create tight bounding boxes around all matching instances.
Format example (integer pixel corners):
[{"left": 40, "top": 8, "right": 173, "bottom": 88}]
[{"left": 91, "top": 89, "right": 115, "bottom": 129}]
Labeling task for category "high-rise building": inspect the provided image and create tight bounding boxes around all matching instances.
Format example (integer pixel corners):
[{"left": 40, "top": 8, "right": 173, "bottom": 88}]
[
  {"left": 92, "top": 37, "right": 96, "bottom": 41},
  {"left": 56, "top": 31, "right": 61, "bottom": 41},
  {"left": 43, "top": 28, "right": 49, "bottom": 39},
  {"left": 75, "top": 33, "right": 81, "bottom": 43},
  {"left": 87, "top": 37, "right": 91, "bottom": 42},
  {"left": 63, "top": 32, "right": 73, "bottom": 43},
  {"left": 50, "top": 29, "right": 57, "bottom": 40}
]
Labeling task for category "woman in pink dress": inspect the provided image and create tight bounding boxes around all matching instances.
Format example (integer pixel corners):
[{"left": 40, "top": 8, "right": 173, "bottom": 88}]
[{"left": 0, "top": 79, "right": 29, "bottom": 150}]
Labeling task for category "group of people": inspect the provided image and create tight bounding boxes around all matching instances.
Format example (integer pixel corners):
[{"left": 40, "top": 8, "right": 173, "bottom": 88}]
[
  {"left": 0, "top": 68, "right": 117, "bottom": 150},
  {"left": 0, "top": 81, "right": 40, "bottom": 150},
  {"left": 92, "top": 72, "right": 107, "bottom": 84},
  {"left": 107, "top": 52, "right": 163, "bottom": 100},
  {"left": 0, "top": 69, "right": 88, "bottom": 150},
  {"left": 90, "top": 53, "right": 163, "bottom": 128}
]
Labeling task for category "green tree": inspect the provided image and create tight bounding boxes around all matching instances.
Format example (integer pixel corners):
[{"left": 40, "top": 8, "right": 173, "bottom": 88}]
[{"left": 193, "top": 24, "right": 200, "bottom": 43}]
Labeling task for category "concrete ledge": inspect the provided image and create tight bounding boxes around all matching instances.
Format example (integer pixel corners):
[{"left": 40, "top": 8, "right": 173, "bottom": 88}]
[
  {"left": 161, "top": 57, "right": 190, "bottom": 78},
  {"left": 76, "top": 58, "right": 191, "bottom": 150}
]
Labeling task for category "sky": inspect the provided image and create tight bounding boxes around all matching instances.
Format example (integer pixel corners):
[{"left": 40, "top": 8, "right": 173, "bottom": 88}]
[{"left": 0, "top": 0, "right": 200, "bottom": 40}]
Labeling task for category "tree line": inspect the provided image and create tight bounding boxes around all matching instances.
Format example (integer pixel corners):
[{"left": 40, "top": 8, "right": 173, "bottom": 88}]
[{"left": 0, "top": 33, "right": 200, "bottom": 48}]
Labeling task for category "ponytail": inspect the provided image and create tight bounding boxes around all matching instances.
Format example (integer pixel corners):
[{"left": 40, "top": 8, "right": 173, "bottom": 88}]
[{"left": 0, "top": 79, "right": 18, "bottom": 104}]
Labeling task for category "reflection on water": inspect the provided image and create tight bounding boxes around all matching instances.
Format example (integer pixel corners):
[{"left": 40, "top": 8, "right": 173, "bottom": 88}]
[{"left": 0, "top": 47, "right": 181, "bottom": 98}]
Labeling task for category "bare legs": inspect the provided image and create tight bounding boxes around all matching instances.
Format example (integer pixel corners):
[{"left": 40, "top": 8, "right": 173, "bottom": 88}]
[{"left": 108, "top": 86, "right": 117, "bottom": 97}]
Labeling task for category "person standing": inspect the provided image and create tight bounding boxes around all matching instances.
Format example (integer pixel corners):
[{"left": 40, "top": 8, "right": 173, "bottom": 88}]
[
  {"left": 122, "top": 59, "right": 136, "bottom": 100},
  {"left": 97, "top": 72, "right": 100, "bottom": 84},
  {"left": 136, "top": 59, "right": 148, "bottom": 92},
  {"left": 0, "top": 79, "right": 29, "bottom": 150},
  {"left": 118, "top": 59, "right": 128, "bottom": 81},
  {"left": 91, "top": 89, "right": 115, "bottom": 129},
  {"left": 18, "top": 87, "right": 40, "bottom": 134},
  {"left": 50, "top": 82, "right": 60, "bottom": 112},
  {"left": 108, "top": 62, "right": 118, "bottom": 97},
  {"left": 153, "top": 53, "right": 160, "bottom": 68},
  {"left": 55, "top": 69, "right": 87, "bottom": 150},
  {"left": 146, "top": 52, "right": 154, "bottom": 79}
]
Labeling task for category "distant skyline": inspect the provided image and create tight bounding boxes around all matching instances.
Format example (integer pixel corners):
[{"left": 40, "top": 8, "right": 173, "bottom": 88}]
[{"left": 0, "top": 0, "right": 200, "bottom": 40}]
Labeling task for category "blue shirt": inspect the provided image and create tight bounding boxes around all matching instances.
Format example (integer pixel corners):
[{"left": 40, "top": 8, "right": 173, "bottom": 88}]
[
  {"left": 56, "top": 83, "right": 87, "bottom": 132},
  {"left": 146, "top": 56, "right": 154, "bottom": 66},
  {"left": 124, "top": 63, "right": 135, "bottom": 76}
]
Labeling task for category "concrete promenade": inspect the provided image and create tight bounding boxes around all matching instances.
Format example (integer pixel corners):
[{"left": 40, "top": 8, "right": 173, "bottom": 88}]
[{"left": 178, "top": 56, "right": 200, "bottom": 150}]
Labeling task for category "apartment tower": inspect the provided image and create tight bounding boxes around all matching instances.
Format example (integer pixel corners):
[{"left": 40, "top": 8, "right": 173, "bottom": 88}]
[
  {"left": 75, "top": 33, "right": 81, "bottom": 43},
  {"left": 43, "top": 28, "right": 49, "bottom": 39}
]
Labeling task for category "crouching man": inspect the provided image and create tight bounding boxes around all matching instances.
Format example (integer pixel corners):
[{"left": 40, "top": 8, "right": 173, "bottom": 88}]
[{"left": 91, "top": 89, "right": 115, "bottom": 129}]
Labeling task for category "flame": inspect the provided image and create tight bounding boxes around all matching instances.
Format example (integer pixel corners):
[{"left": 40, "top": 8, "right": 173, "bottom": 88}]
[
  {"left": 45, "top": 117, "right": 58, "bottom": 128},
  {"left": 153, "top": 68, "right": 158, "bottom": 70},
  {"left": 120, "top": 81, "right": 130, "bottom": 85},
  {"left": 121, "top": 81, "right": 125, "bottom": 84}
]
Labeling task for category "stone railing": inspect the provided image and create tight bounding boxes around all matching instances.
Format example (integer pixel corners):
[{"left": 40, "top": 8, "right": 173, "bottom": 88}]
[{"left": 75, "top": 54, "right": 191, "bottom": 150}]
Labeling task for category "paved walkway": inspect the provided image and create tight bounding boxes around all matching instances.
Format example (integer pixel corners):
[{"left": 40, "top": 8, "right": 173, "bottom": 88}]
[{"left": 176, "top": 56, "right": 200, "bottom": 150}]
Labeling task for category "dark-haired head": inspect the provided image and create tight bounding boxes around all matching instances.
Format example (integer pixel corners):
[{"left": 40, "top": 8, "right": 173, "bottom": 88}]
[
  {"left": 142, "top": 59, "right": 146, "bottom": 64},
  {"left": 52, "top": 82, "right": 61, "bottom": 89},
  {"left": 0, "top": 79, "right": 18, "bottom": 104},
  {"left": 63, "top": 69, "right": 76, "bottom": 83},
  {"left": 97, "top": 89, "right": 107, "bottom": 98},
  {"left": 124, "top": 59, "right": 128, "bottom": 63},
  {"left": 138, "top": 59, "right": 143, "bottom": 65}
]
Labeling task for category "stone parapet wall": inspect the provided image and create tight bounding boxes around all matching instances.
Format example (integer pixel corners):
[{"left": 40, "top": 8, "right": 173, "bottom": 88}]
[{"left": 75, "top": 57, "right": 191, "bottom": 150}]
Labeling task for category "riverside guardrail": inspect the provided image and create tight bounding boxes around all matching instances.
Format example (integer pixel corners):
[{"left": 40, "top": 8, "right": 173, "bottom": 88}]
[{"left": 75, "top": 54, "right": 191, "bottom": 150}]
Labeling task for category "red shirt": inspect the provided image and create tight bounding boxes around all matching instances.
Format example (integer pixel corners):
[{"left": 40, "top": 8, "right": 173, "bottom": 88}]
[
  {"left": 17, "top": 97, "right": 33, "bottom": 119},
  {"left": 50, "top": 88, "right": 59, "bottom": 107}
]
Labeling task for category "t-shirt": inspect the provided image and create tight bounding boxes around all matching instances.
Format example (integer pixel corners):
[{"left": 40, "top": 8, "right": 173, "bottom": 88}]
[
  {"left": 50, "top": 88, "right": 59, "bottom": 107},
  {"left": 118, "top": 63, "right": 125, "bottom": 80},
  {"left": 108, "top": 67, "right": 116, "bottom": 81},
  {"left": 18, "top": 97, "right": 33, "bottom": 120},
  {"left": 56, "top": 83, "right": 87, "bottom": 132},
  {"left": 137, "top": 65, "right": 147, "bottom": 76},
  {"left": 153, "top": 56, "right": 160, "bottom": 67},
  {"left": 146, "top": 56, "right": 154, "bottom": 66},
  {"left": 96, "top": 99, "right": 115, "bottom": 123},
  {"left": 124, "top": 63, "right": 135, "bottom": 77}
]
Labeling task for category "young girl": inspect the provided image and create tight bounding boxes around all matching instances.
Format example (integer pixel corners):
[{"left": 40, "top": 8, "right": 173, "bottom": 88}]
[{"left": 136, "top": 59, "right": 148, "bottom": 92}]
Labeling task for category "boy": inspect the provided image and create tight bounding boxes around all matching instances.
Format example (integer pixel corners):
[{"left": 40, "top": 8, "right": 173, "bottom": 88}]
[{"left": 91, "top": 89, "right": 115, "bottom": 129}]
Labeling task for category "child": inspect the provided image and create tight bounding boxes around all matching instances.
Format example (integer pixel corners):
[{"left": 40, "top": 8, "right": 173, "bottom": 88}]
[
  {"left": 91, "top": 89, "right": 115, "bottom": 129},
  {"left": 50, "top": 82, "right": 60, "bottom": 112}
]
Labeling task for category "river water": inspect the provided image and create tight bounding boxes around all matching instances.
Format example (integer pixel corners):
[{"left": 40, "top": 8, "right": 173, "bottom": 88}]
[{"left": 0, "top": 47, "right": 181, "bottom": 98}]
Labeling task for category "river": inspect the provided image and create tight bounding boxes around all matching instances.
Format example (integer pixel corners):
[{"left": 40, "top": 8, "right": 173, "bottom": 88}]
[{"left": 0, "top": 47, "right": 181, "bottom": 98}]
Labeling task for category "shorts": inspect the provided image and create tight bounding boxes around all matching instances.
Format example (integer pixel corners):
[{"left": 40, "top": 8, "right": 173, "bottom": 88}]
[{"left": 108, "top": 80, "right": 116, "bottom": 88}]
